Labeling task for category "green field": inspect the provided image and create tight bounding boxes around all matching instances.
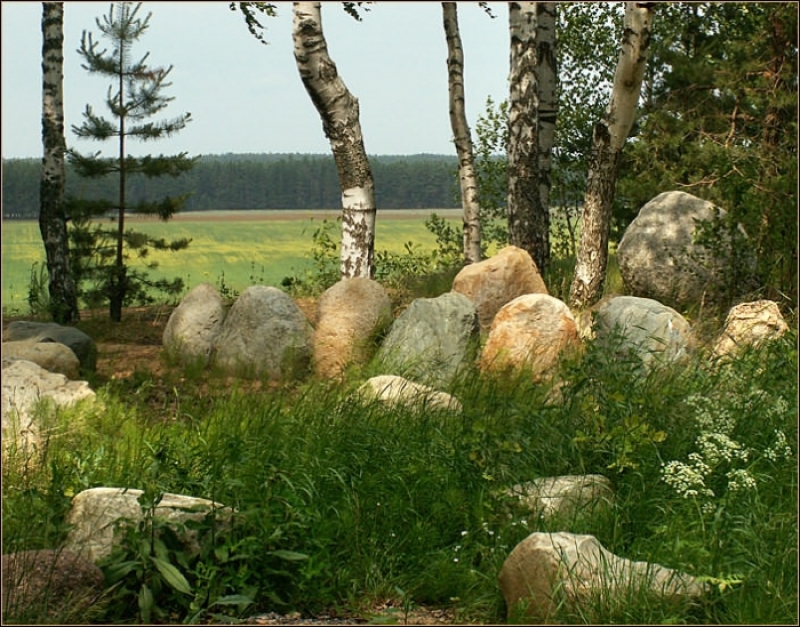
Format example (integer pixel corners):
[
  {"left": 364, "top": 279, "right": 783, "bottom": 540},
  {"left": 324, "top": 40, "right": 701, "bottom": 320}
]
[{"left": 1, "top": 209, "right": 461, "bottom": 315}]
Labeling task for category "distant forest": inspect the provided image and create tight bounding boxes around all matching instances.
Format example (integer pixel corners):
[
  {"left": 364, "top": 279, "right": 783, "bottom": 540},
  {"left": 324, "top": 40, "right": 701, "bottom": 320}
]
[{"left": 1, "top": 153, "right": 461, "bottom": 219}]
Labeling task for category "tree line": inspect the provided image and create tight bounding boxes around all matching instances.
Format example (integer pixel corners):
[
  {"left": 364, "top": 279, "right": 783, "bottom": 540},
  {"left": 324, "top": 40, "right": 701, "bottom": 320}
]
[{"left": 2, "top": 153, "right": 460, "bottom": 219}]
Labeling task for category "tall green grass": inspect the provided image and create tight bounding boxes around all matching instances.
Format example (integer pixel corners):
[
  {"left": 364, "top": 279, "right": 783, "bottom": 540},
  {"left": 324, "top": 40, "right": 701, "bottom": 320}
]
[{"left": 3, "top": 325, "right": 796, "bottom": 624}]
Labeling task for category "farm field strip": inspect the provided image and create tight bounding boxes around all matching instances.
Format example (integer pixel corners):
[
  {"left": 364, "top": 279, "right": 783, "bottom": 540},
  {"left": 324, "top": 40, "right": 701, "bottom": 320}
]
[{"left": 1, "top": 209, "right": 461, "bottom": 314}]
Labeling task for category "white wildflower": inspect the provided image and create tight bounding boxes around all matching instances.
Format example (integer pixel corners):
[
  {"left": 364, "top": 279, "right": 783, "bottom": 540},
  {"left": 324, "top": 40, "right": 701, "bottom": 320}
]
[{"left": 726, "top": 468, "right": 757, "bottom": 493}]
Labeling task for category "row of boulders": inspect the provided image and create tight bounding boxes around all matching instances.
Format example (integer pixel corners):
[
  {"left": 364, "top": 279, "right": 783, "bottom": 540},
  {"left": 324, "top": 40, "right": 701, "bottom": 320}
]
[{"left": 1, "top": 190, "right": 791, "bottom": 621}]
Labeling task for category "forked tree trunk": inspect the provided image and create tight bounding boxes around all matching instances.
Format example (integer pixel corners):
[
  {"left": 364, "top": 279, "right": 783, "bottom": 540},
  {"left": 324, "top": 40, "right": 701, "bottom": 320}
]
[
  {"left": 292, "top": 1, "right": 376, "bottom": 279},
  {"left": 40, "top": 1, "right": 79, "bottom": 323},
  {"left": 443, "top": 2, "right": 481, "bottom": 265},
  {"left": 507, "top": 2, "right": 557, "bottom": 276},
  {"left": 569, "top": 2, "right": 655, "bottom": 309}
]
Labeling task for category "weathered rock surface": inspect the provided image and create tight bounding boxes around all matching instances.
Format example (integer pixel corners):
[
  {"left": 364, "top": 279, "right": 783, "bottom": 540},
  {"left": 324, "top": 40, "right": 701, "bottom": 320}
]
[
  {"left": 617, "top": 190, "right": 754, "bottom": 309},
  {"left": 3, "top": 321, "right": 97, "bottom": 374},
  {"left": 314, "top": 278, "right": 392, "bottom": 379},
  {"left": 2, "top": 339, "right": 81, "bottom": 379},
  {"left": 506, "top": 475, "right": 614, "bottom": 522},
  {"left": 452, "top": 245, "right": 548, "bottom": 331},
  {"left": 163, "top": 282, "right": 226, "bottom": 366},
  {"left": 212, "top": 285, "right": 314, "bottom": 380},
  {"left": 480, "top": 294, "right": 580, "bottom": 381},
  {"left": 2, "top": 359, "right": 96, "bottom": 455},
  {"left": 376, "top": 291, "right": 479, "bottom": 388},
  {"left": 1, "top": 549, "right": 105, "bottom": 623},
  {"left": 711, "top": 299, "right": 789, "bottom": 361},
  {"left": 356, "top": 375, "right": 462, "bottom": 412},
  {"left": 63, "top": 487, "right": 232, "bottom": 563},
  {"left": 592, "top": 296, "right": 694, "bottom": 372},
  {"left": 498, "top": 532, "right": 708, "bottom": 621}
]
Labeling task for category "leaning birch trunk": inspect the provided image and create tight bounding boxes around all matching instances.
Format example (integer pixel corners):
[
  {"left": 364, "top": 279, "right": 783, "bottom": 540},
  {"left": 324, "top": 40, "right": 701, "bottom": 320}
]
[
  {"left": 292, "top": 1, "right": 375, "bottom": 279},
  {"left": 40, "top": 1, "right": 79, "bottom": 323},
  {"left": 507, "top": 2, "right": 556, "bottom": 276},
  {"left": 568, "top": 2, "right": 655, "bottom": 309},
  {"left": 443, "top": 2, "right": 481, "bottom": 265}
]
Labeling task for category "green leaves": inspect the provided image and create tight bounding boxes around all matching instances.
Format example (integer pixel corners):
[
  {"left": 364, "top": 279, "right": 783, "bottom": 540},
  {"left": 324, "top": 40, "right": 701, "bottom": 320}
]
[{"left": 151, "top": 556, "right": 193, "bottom": 595}]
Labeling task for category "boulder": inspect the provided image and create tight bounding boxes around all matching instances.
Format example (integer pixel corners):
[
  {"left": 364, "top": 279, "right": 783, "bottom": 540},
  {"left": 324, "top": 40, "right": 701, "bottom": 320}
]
[
  {"left": 375, "top": 291, "right": 480, "bottom": 388},
  {"left": 162, "top": 282, "right": 226, "bottom": 366},
  {"left": 2, "top": 339, "right": 81, "bottom": 379},
  {"left": 1, "top": 549, "right": 105, "bottom": 623},
  {"left": 314, "top": 277, "right": 392, "bottom": 379},
  {"left": 3, "top": 321, "right": 96, "bottom": 374},
  {"left": 452, "top": 245, "right": 548, "bottom": 331},
  {"left": 480, "top": 294, "right": 580, "bottom": 381},
  {"left": 211, "top": 285, "right": 313, "bottom": 380},
  {"left": 506, "top": 474, "right": 614, "bottom": 522},
  {"left": 616, "top": 190, "right": 754, "bottom": 310},
  {"left": 498, "top": 532, "right": 708, "bottom": 621},
  {"left": 63, "top": 487, "right": 232, "bottom": 564},
  {"left": 356, "top": 375, "right": 462, "bottom": 412},
  {"left": 2, "top": 359, "right": 96, "bottom": 456},
  {"left": 711, "top": 299, "right": 789, "bottom": 361},
  {"left": 592, "top": 296, "right": 694, "bottom": 373}
]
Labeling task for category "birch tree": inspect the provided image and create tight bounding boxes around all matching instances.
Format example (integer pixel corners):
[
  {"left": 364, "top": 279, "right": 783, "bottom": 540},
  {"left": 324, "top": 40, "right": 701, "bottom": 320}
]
[
  {"left": 292, "top": 1, "right": 376, "bottom": 279},
  {"left": 40, "top": 1, "right": 79, "bottom": 323},
  {"left": 569, "top": 2, "right": 655, "bottom": 310},
  {"left": 443, "top": 2, "right": 481, "bottom": 265},
  {"left": 507, "top": 1, "right": 557, "bottom": 276}
]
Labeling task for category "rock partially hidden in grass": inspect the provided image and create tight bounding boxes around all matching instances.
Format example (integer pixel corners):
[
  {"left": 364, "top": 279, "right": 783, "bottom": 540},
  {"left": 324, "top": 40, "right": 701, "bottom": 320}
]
[
  {"left": 505, "top": 474, "right": 615, "bottom": 523},
  {"left": 63, "top": 487, "right": 233, "bottom": 564},
  {"left": 3, "top": 320, "right": 97, "bottom": 375},
  {"left": 499, "top": 532, "right": 708, "bottom": 622},
  {"left": 1, "top": 548, "right": 106, "bottom": 623},
  {"left": 2, "top": 339, "right": 81, "bottom": 379},
  {"left": 710, "top": 299, "right": 789, "bottom": 362},
  {"left": 162, "top": 282, "right": 226, "bottom": 367},
  {"left": 357, "top": 375, "right": 462, "bottom": 412}
]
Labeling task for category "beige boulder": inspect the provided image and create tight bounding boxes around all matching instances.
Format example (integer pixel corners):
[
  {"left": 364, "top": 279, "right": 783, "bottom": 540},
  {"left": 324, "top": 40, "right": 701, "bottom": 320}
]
[
  {"left": 356, "top": 375, "right": 462, "bottom": 412},
  {"left": 2, "top": 339, "right": 81, "bottom": 379},
  {"left": 453, "top": 246, "right": 548, "bottom": 331},
  {"left": 314, "top": 277, "right": 392, "bottom": 379},
  {"left": 711, "top": 299, "right": 789, "bottom": 361},
  {"left": 480, "top": 294, "right": 580, "bottom": 381},
  {"left": 506, "top": 474, "right": 614, "bottom": 522},
  {"left": 499, "top": 532, "right": 708, "bottom": 621}
]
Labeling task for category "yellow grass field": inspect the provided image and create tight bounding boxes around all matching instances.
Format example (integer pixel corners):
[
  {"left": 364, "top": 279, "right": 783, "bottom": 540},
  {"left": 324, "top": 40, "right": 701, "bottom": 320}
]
[{"left": 1, "top": 209, "right": 461, "bottom": 315}]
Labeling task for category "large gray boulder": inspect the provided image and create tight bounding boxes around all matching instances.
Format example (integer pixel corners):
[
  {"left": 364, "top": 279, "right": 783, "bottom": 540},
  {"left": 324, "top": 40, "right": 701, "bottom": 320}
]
[
  {"left": 498, "top": 532, "right": 708, "bottom": 621},
  {"left": 617, "top": 191, "right": 754, "bottom": 310},
  {"left": 2, "top": 359, "right": 96, "bottom": 456},
  {"left": 452, "top": 245, "right": 548, "bottom": 331},
  {"left": 64, "top": 487, "right": 232, "bottom": 564},
  {"left": 480, "top": 294, "right": 580, "bottom": 382},
  {"left": 3, "top": 321, "right": 96, "bottom": 374},
  {"left": 314, "top": 277, "right": 392, "bottom": 379},
  {"left": 162, "top": 282, "right": 226, "bottom": 366},
  {"left": 375, "top": 291, "right": 480, "bottom": 388},
  {"left": 212, "top": 285, "right": 314, "bottom": 380},
  {"left": 592, "top": 296, "right": 694, "bottom": 373}
]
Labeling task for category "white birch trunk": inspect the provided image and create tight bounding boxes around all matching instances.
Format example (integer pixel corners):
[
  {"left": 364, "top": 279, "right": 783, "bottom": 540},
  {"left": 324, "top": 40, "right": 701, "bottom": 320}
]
[
  {"left": 40, "top": 1, "right": 79, "bottom": 323},
  {"left": 292, "top": 1, "right": 375, "bottom": 279},
  {"left": 508, "top": 2, "right": 556, "bottom": 275},
  {"left": 443, "top": 2, "right": 481, "bottom": 265},
  {"left": 569, "top": 2, "right": 655, "bottom": 309}
]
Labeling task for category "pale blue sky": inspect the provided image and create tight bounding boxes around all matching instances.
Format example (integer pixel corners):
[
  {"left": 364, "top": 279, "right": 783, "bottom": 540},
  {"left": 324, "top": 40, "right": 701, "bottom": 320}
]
[{"left": 1, "top": 1, "right": 509, "bottom": 158}]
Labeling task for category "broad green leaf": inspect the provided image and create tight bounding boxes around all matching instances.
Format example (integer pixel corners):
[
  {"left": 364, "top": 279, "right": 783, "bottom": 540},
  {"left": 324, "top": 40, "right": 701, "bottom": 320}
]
[
  {"left": 151, "top": 556, "right": 192, "bottom": 595},
  {"left": 269, "top": 549, "right": 309, "bottom": 562}
]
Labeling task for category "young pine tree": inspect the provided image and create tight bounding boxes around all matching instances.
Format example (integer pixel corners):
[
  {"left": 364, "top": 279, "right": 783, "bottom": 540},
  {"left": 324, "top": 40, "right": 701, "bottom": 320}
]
[{"left": 67, "top": 1, "right": 196, "bottom": 321}]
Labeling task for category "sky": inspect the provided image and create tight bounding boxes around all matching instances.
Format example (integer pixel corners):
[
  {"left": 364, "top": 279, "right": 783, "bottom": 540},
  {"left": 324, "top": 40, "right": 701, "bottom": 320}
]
[{"left": 1, "top": 1, "right": 510, "bottom": 159}]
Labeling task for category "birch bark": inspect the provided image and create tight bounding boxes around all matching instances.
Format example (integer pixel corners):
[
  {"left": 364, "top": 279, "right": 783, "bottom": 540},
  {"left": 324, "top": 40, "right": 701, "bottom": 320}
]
[
  {"left": 292, "top": 1, "right": 376, "bottom": 279},
  {"left": 507, "top": 2, "right": 557, "bottom": 275},
  {"left": 569, "top": 2, "right": 655, "bottom": 309},
  {"left": 443, "top": 2, "right": 481, "bottom": 265},
  {"left": 40, "top": 1, "right": 79, "bottom": 323}
]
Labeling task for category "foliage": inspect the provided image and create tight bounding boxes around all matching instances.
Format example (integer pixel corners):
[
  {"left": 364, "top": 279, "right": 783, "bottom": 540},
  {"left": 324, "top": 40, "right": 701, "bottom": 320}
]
[
  {"left": 618, "top": 2, "right": 798, "bottom": 309},
  {"left": 65, "top": 1, "right": 196, "bottom": 320}
]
